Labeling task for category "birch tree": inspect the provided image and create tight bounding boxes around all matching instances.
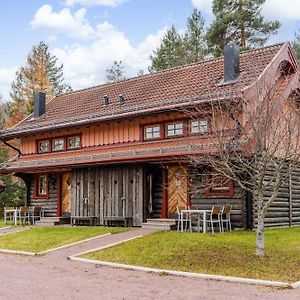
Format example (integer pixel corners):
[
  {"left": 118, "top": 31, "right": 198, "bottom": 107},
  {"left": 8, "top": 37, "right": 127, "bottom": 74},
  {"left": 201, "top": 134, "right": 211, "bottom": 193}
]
[{"left": 186, "top": 67, "right": 300, "bottom": 256}]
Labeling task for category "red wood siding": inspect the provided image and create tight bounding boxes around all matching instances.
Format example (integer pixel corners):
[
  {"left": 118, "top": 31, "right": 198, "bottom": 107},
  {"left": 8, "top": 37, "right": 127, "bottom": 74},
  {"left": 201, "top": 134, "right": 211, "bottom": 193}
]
[{"left": 20, "top": 112, "right": 183, "bottom": 155}]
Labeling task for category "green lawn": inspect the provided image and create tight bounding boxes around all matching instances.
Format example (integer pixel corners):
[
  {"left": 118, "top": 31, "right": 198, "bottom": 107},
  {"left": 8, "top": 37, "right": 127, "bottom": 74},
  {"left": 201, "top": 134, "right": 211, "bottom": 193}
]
[
  {"left": 0, "top": 226, "right": 128, "bottom": 253},
  {"left": 0, "top": 220, "right": 9, "bottom": 228},
  {"left": 83, "top": 227, "right": 300, "bottom": 283}
]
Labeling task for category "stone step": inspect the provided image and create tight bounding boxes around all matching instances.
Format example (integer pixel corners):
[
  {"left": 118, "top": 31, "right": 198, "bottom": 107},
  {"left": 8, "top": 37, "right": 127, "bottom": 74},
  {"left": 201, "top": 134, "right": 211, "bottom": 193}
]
[
  {"left": 142, "top": 219, "right": 176, "bottom": 231},
  {"left": 146, "top": 218, "right": 176, "bottom": 223},
  {"left": 35, "top": 216, "right": 70, "bottom": 226}
]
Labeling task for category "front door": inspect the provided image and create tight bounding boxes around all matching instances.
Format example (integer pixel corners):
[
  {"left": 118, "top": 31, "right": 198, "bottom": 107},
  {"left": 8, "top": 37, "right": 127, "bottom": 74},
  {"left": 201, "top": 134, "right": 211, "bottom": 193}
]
[
  {"left": 61, "top": 173, "right": 71, "bottom": 215},
  {"left": 167, "top": 165, "right": 188, "bottom": 217}
]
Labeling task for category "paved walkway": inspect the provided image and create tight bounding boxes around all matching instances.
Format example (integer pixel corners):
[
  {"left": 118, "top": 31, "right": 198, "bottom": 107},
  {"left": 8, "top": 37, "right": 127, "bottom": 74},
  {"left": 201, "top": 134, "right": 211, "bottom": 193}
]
[
  {"left": 0, "top": 228, "right": 299, "bottom": 300},
  {"left": 0, "top": 225, "right": 30, "bottom": 236}
]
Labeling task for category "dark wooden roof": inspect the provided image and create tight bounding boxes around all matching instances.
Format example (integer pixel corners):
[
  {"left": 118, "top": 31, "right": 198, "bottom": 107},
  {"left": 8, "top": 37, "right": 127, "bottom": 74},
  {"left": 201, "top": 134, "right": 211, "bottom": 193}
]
[{"left": 1, "top": 43, "right": 285, "bottom": 139}]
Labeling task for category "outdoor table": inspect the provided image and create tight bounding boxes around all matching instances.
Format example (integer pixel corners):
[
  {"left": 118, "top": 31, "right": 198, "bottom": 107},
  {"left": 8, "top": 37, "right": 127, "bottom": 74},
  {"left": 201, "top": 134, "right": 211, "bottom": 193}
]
[{"left": 180, "top": 209, "right": 211, "bottom": 233}]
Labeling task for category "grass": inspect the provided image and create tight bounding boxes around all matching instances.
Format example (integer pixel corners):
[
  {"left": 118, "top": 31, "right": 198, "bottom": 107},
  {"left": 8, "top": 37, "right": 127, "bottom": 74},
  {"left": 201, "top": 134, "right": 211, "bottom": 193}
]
[
  {"left": 0, "top": 226, "right": 128, "bottom": 253},
  {"left": 83, "top": 227, "right": 300, "bottom": 283},
  {"left": 0, "top": 220, "right": 7, "bottom": 228}
]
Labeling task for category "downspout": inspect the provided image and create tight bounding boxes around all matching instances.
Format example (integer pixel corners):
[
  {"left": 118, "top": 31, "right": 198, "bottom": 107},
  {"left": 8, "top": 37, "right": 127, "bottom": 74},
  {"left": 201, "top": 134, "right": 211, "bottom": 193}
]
[{"left": 2, "top": 138, "right": 21, "bottom": 157}]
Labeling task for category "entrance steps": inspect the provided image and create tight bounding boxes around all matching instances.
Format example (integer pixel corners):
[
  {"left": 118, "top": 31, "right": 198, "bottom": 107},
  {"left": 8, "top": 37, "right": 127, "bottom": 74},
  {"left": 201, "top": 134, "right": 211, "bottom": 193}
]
[
  {"left": 35, "top": 217, "right": 70, "bottom": 226},
  {"left": 142, "top": 219, "right": 176, "bottom": 231}
]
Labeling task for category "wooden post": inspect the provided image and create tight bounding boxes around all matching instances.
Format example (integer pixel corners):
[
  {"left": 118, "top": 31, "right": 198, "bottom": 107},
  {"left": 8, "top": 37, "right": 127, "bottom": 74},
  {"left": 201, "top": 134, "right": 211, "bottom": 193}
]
[
  {"left": 161, "top": 167, "right": 168, "bottom": 219},
  {"left": 57, "top": 174, "right": 62, "bottom": 217}
]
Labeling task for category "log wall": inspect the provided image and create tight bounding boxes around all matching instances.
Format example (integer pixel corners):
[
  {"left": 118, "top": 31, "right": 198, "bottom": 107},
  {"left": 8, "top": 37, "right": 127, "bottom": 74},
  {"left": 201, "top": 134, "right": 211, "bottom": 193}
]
[
  {"left": 71, "top": 165, "right": 144, "bottom": 226},
  {"left": 28, "top": 173, "right": 58, "bottom": 216},
  {"left": 257, "top": 166, "right": 300, "bottom": 227},
  {"left": 189, "top": 171, "right": 247, "bottom": 228}
]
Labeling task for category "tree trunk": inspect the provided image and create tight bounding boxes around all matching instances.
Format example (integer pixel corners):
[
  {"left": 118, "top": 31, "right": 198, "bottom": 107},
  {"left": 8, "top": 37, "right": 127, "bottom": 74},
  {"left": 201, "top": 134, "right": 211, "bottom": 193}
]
[{"left": 256, "top": 214, "right": 265, "bottom": 256}]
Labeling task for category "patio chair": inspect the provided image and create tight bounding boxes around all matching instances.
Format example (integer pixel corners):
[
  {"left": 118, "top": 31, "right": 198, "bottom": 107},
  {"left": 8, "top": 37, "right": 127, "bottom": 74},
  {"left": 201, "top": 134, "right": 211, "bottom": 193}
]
[
  {"left": 18, "top": 206, "right": 30, "bottom": 225},
  {"left": 221, "top": 205, "right": 232, "bottom": 232},
  {"left": 176, "top": 205, "right": 191, "bottom": 232},
  {"left": 206, "top": 206, "right": 222, "bottom": 234},
  {"left": 4, "top": 207, "right": 15, "bottom": 224},
  {"left": 30, "top": 206, "right": 42, "bottom": 224}
]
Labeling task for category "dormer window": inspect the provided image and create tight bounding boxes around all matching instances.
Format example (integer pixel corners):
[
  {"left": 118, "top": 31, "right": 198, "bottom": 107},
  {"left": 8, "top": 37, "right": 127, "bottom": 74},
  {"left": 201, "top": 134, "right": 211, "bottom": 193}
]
[
  {"left": 67, "top": 136, "right": 81, "bottom": 149},
  {"left": 52, "top": 138, "right": 65, "bottom": 151},
  {"left": 38, "top": 140, "right": 50, "bottom": 153}
]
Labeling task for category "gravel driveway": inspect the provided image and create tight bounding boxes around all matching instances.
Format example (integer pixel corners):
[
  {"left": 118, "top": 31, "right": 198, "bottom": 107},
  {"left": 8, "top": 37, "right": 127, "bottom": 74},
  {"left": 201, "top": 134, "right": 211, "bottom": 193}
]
[{"left": 0, "top": 229, "right": 299, "bottom": 300}]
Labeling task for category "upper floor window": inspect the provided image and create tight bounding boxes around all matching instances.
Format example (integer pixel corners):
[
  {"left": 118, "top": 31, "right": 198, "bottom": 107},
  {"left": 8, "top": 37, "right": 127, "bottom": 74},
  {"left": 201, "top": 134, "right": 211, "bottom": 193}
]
[
  {"left": 38, "top": 140, "right": 50, "bottom": 153},
  {"left": 52, "top": 138, "right": 65, "bottom": 151},
  {"left": 190, "top": 120, "right": 208, "bottom": 134},
  {"left": 166, "top": 122, "right": 183, "bottom": 137},
  {"left": 67, "top": 136, "right": 81, "bottom": 149},
  {"left": 37, "top": 135, "right": 81, "bottom": 154},
  {"left": 144, "top": 125, "right": 161, "bottom": 140}
]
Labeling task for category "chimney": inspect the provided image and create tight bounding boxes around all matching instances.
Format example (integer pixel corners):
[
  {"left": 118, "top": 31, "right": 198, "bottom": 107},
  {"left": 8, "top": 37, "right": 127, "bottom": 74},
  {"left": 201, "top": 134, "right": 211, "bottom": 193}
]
[
  {"left": 34, "top": 92, "right": 46, "bottom": 118},
  {"left": 224, "top": 44, "right": 240, "bottom": 83},
  {"left": 104, "top": 95, "right": 109, "bottom": 105},
  {"left": 119, "top": 94, "right": 125, "bottom": 104}
]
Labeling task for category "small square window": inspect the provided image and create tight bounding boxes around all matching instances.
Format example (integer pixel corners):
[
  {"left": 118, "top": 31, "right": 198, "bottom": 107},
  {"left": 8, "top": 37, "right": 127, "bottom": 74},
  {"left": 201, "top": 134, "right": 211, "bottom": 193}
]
[
  {"left": 52, "top": 138, "right": 65, "bottom": 151},
  {"left": 211, "top": 175, "right": 230, "bottom": 192},
  {"left": 191, "top": 120, "right": 208, "bottom": 134},
  {"left": 37, "top": 175, "right": 47, "bottom": 196},
  {"left": 67, "top": 136, "right": 81, "bottom": 149},
  {"left": 144, "top": 125, "right": 160, "bottom": 140},
  {"left": 167, "top": 123, "right": 183, "bottom": 136},
  {"left": 38, "top": 140, "right": 50, "bottom": 153}
]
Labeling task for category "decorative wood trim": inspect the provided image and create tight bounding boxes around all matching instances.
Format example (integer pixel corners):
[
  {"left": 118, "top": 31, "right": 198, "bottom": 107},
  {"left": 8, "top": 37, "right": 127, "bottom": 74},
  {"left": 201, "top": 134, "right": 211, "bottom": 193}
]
[{"left": 161, "top": 167, "right": 168, "bottom": 218}]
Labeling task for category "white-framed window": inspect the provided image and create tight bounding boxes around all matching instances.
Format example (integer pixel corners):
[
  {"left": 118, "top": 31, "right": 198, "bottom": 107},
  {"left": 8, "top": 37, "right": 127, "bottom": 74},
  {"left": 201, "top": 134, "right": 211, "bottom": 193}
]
[
  {"left": 166, "top": 122, "right": 183, "bottom": 137},
  {"left": 67, "top": 136, "right": 81, "bottom": 149},
  {"left": 144, "top": 125, "right": 161, "bottom": 140},
  {"left": 190, "top": 120, "right": 208, "bottom": 134},
  {"left": 37, "top": 175, "right": 47, "bottom": 196},
  {"left": 52, "top": 138, "right": 65, "bottom": 151},
  {"left": 38, "top": 140, "right": 50, "bottom": 153}
]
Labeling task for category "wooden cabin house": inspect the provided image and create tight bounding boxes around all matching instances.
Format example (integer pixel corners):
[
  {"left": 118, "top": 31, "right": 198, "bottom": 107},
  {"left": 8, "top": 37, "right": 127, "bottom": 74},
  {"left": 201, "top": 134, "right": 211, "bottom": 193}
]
[{"left": 1, "top": 42, "right": 300, "bottom": 228}]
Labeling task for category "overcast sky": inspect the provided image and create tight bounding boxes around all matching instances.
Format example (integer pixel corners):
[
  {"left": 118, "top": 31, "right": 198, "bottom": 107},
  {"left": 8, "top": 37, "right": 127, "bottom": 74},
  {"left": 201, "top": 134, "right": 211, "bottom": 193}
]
[{"left": 0, "top": 0, "right": 299, "bottom": 102}]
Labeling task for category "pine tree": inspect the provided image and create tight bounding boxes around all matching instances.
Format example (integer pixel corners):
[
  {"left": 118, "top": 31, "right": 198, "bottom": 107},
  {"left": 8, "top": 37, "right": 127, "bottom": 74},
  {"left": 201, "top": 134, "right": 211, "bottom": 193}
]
[
  {"left": 207, "top": 0, "right": 280, "bottom": 56},
  {"left": 105, "top": 61, "right": 127, "bottom": 83},
  {"left": 8, "top": 41, "right": 72, "bottom": 126},
  {"left": 149, "top": 26, "right": 185, "bottom": 72},
  {"left": 292, "top": 31, "right": 300, "bottom": 61},
  {"left": 183, "top": 9, "right": 207, "bottom": 63},
  {"left": 149, "top": 10, "right": 207, "bottom": 73}
]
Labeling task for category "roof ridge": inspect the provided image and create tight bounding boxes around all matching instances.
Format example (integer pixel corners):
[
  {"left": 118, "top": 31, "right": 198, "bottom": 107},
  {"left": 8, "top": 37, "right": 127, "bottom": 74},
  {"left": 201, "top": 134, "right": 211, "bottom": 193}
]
[{"left": 58, "top": 42, "right": 285, "bottom": 98}]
